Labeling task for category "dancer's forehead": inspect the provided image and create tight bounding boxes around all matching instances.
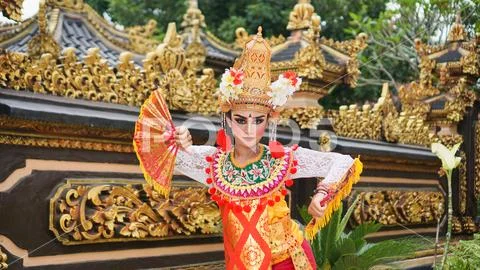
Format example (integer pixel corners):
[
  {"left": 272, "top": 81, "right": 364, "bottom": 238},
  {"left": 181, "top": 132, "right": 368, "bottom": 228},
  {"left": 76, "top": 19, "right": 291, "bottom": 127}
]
[{"left": 231, "top": 110, "right": 267, "bottom": 118}]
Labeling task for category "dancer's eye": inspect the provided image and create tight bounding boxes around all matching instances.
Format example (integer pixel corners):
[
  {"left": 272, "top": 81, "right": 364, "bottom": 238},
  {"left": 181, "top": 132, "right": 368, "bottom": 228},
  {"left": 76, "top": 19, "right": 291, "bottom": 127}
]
[
  {"left": 254, "top": 118, "right": 265, "bottom": 125},
  {"left": 234, "top": 118, "right": 247, "bottom": 125}
]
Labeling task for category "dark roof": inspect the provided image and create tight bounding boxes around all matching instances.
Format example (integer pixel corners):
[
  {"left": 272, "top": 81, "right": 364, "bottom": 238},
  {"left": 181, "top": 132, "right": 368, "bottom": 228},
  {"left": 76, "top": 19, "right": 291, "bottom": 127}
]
[
  {"left": 271, "top": 41, "right": 301, "bottom": 62},
  {"left": 271, "top": 41, "right": 342, "bottom": 65},
  {"left": 201, "top": 35, "right": 236, "bottom": 63},
  {"left": 1, "top": 9, "right": 146, "bottom": 66},
  {"left": 59, "top": 15, "right": 124, "bottom": 65},
  {"left": 435, "top": 47, "right": 463, "bottom": 63}
]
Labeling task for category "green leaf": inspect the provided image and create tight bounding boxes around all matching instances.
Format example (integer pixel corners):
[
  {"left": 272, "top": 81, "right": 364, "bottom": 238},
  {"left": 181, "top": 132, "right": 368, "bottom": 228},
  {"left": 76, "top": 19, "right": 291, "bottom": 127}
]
[{"left": 337, "top": 195, "right": 360, "bottom": 241}]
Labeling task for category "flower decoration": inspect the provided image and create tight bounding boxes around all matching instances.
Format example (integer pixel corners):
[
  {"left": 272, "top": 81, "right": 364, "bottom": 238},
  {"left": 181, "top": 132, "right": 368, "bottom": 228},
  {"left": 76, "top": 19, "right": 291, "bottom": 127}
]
[
  {"left": 268, "top": 71, "right": 302, "bottom": 108},
  {"left": 219, "top": 68, "right": 244, "bottom": 102}
]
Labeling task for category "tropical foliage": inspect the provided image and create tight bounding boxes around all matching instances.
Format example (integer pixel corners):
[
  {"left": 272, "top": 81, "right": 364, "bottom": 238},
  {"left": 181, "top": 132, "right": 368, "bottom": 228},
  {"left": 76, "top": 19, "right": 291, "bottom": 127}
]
[
  {"left": 298, "top": 196, "right": 427, "bottom": 269},
  {"left": 445, "top": 234, "right": 480, "bottom": 269}
]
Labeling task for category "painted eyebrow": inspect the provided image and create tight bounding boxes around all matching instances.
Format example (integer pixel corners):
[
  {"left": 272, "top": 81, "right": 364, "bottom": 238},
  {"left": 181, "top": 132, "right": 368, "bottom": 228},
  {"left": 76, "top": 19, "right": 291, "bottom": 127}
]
[{"left": 233, "top": 114, "right": 265, "bottom": 119}]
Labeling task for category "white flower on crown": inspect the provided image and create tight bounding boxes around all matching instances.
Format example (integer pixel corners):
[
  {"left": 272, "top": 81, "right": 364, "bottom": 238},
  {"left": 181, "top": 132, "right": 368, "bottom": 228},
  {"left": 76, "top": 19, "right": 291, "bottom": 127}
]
[
  {"left": 219, "top": 68, "right": 244, "bottom": 102},
  {"left": 268, "top": 71, "right": 302, "bottom": 108}
]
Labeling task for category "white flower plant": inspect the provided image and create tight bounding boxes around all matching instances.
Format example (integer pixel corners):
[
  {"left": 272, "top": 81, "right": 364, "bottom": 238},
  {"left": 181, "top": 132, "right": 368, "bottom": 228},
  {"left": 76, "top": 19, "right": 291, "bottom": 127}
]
[{"left": 431, "top": 142, "right": 462, "bottom": 270}]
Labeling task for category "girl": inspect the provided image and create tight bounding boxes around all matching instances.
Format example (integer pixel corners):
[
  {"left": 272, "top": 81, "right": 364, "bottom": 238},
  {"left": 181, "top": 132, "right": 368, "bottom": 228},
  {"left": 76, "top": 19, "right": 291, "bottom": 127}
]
[{"left": 137, "top": 27, "right": 362, "bottom": 270}]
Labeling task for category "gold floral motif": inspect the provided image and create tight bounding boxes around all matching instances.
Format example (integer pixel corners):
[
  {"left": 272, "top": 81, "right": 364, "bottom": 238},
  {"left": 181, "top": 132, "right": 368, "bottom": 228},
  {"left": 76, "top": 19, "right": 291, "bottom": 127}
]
[
  {"left": 294, "top": 43, "right": 325, "bottom": 79},
  {"left": 444, "top": 78, "right": 476, "bottom": 122},
  {"left": 126, "top": 19, "right": 159, "bottom": 54},
  {"left": 0, "top": 115, "right": 132, "bottom": 141},
  {"left": 331, "top": 84, "right": 394, "bottom": 141},
  {"left": 460, "top": 53, "right": 479, "bottom": 75},
  {"left": 476, "top": 122, "right": 480, "bottom": 199},
  {"left": 0, "top": 0, "right": 24, "bottom": 21},
  {"left": 0, "top": 22, "right": 217, "bottom": 113},
  {"left": 351, "top": 191, "right": 445, "bottom": 226},
  {"left": 461, "top": 216, "right": 478, "bottom": 234},
  {"left": 287, "top": 0, "right": 315, "bottom": 31},
  {"left": 0, "top": 134, "right": 133, "bottom": 152},
  {"left": 279, "top": 107, "right": 324, "bottom": 129},
  {"left": 181, "top": 0, "right": 206, "bottom": 30},
  {"left": 0, "top": 247, "right": 7, "bottom": 270},
  {"left": 458, "top": 151, "right": 467, "bottom": 215},
  {"left": 49, "top": 180, "right": 222, "bottom": 245},
  {"left": 46, "top": 0, "right": 84, "bottom": 10},
  {"left": 27, "top": 0, "right": 60, "bottom": 58},
  {"left": 447, "top": 13, "right": 467, "bottom": 42},
  {"left": 452, "top": 216, "right": 462, "bottom": 234}
]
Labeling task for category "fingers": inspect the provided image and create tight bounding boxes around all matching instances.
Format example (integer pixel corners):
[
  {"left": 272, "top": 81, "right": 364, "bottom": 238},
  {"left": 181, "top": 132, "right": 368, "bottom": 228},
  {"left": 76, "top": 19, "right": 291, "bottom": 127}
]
[
  {"left": 174, "top": 126, "right": 192, "bottom": 149},
  {"left": 308, "top": 194, "right": 327, "bottom": 218}
]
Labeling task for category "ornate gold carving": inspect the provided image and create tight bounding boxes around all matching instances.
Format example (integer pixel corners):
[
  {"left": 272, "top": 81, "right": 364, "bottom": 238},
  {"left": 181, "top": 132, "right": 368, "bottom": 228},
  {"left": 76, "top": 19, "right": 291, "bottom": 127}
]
[
  {"left": 0, "top": 115, "right": 132, "bottom": 141},
  {"left": 49, "top": 180, "right": 221, "bottom": 245},
  {"left": 460, "top": 52, "right": 479, "bottom": 75},
  {"left": 452, "top": 216, "right": 462, "bottom": 234},
  {"left": 235, "top": 27, "right": 285, "bottom": 49},
  {"left": 352, "top": 191, "right": 445, "bottom": 226},
  {"left": 294, "top": 43, "right": 325, "bottom": 80},
  {"left": 287, "top": 0, "right": 315, "bottom": 31},
  {"left": 458, "top": 151, "right": 467, "bottom": 215},
  {"left": 460, "top": 216, "right": 477, "bottom": 234},
  {"left": 476, "top": 122, "right": 480, "bottom": 199},
  {"left": 0, "top": 0, "right": 24, "bottom": 21},
  {"left": 279, "top": 107, "right": 324, "bottom": 129},
  {"left": 181, "top": 0, "right": 206, "bottom": 30},
  {"left": 126, "top": 19, "right": 158, "bottom": 54},
  {"left": 331, "top": 84, "right": 392, "bottom": 141},
  {"left": 28, "top": 0, "right": 60, "bottom": 58},
  {"left": 0, "top": 23, "right": 217, "bottom": 114},
  {"left": 0, "top": 247, "right": 7, "bottom": 270},
  {"left": 46, "top": 0, "right": 84, "bottom": 10},
  {"left": 0, "top": 134, "right": 133, "bottom": 152},
  {"left": 447, "top": 12, "right": 467, "bottom": 42},
  {"left": 444, "top": 78, "right": 476, "bottom": 122}
]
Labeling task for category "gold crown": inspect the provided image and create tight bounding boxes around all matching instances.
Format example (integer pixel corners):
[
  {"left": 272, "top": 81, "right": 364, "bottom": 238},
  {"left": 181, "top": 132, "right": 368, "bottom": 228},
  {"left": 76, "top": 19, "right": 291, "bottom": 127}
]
[{"left": 225, "top": 26, "right": 273, "bottom": 114}]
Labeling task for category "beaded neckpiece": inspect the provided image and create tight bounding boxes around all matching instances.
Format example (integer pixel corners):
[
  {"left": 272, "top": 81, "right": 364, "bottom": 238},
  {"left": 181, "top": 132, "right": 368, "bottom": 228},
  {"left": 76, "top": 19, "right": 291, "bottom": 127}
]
[{"left": 204, "top": 144, "right": 299, "bottom": 213}]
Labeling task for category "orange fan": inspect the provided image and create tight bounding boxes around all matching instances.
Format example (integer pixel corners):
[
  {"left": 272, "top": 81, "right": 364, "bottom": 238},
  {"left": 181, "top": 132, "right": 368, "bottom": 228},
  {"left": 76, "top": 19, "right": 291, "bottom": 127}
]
[{"left": 133, "top": 89, "right": 178, "bottom": 197}]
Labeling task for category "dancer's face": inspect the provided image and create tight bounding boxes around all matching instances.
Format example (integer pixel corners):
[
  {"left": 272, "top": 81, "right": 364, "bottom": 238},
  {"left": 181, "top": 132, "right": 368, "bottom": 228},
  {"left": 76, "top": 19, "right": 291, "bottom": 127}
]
[{"left": 227, "top": 110, "right": 268, "bottom": 150}]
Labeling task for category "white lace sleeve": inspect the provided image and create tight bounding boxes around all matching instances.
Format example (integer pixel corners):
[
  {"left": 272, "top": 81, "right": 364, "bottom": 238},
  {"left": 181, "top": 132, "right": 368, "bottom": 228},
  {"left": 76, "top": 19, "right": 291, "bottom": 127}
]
[
  {"left": 175, "top": 145, "right": 217, "bottom": 185},
  {"left": 292, "top": 146, "right": 355, "bottom": 185}
]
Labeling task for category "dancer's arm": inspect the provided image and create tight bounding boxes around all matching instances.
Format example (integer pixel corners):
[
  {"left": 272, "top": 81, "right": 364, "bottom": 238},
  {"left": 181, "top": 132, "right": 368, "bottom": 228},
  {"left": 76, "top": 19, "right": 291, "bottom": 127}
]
[{"left": 174, "top": 126, "right": 216, "bottom": 185}]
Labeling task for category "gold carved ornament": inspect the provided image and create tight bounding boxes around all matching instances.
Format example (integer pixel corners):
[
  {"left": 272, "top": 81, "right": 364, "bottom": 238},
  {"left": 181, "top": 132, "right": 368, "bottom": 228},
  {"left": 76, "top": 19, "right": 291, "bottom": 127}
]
[
  {"left": 126, "top": 19, "right": 159, "bottom": 54},
  {"left": 351, "top": 191, "right": 445, "bottom": 226},
  {"left": 331, "top": 84, "right": 394, "bottom": 141},
  {"left": 286, "top": 0, "right": 315, "bottom": 31},
  {"left": 294, "top": 15, "right": 325, "bottom": 80},
  {"left": 0, "top": 23, "right": 218, "bottom": 114},
  {"left": 444, "top": 78, "right": 476, "bottom": 122},
  {"left": 50, "top": 180, "right": 222, "bottom": 245},
  {"left": 458, "top": 151, "right": 467, "bottom": 215},
  {"left": 476, "top": 122, "right": 480, "bottom": 199},
  {"left": 27, "top": 0, "right": 60, "bottom": 59},
  {"left": 0, "top": 247, "right": 7, "bottom": 270},
  {"left": 279, "top": 107, "right": 324, "bottom": 129},
  {"left": 0, "top": 0, "right": 23, "bottom": 21},
  {"left": 235, "top": 27, "right": 285, "bottom": 49}
]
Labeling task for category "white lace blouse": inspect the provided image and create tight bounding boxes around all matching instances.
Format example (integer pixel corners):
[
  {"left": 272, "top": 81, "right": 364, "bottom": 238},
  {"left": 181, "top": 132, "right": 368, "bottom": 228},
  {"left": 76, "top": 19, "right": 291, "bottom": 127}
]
[{"left": 174, "top": 145, "right": 354, "bottom": 186}]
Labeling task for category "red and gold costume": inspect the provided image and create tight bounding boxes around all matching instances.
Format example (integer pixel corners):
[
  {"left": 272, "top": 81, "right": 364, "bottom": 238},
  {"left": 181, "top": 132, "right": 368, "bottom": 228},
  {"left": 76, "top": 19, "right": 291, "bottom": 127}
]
[{"left": 135, "top": 27, "right": 362, "bottom": 269}]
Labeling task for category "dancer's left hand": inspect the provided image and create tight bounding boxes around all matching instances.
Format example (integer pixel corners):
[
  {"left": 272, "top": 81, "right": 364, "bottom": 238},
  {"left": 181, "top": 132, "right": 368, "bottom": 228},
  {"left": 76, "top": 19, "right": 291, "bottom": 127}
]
[{"left": 308, "top": 192, "right": 327, "bottom": 218}]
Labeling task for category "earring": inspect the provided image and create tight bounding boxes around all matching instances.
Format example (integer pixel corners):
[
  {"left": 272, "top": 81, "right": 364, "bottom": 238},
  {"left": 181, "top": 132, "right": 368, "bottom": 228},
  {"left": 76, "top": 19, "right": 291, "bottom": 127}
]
[
  {"left": 216, "top": 112, "right": 232, "bottom": 152},
  {"left": 268, "top": 112, "right": 285, "bottom": 158}
]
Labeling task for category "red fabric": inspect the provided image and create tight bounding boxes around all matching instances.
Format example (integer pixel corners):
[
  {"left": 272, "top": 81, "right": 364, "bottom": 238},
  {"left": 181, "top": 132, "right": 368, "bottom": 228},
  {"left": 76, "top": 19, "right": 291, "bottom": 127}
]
[{"left": 272, "top": 240, "right": 317, "bottom": 270}]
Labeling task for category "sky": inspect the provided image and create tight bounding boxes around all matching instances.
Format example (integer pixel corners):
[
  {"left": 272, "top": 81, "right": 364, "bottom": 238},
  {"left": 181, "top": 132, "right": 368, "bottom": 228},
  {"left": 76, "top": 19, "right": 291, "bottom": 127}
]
[{"left": 0, "top": 0, "right": 40, "bottom": 23}]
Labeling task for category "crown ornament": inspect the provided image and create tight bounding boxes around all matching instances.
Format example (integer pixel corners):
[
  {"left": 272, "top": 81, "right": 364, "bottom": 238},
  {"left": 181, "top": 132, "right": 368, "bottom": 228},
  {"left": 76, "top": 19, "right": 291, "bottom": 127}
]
[{"left": 219, "top": 27, "right": 301, "bottom": 114}]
